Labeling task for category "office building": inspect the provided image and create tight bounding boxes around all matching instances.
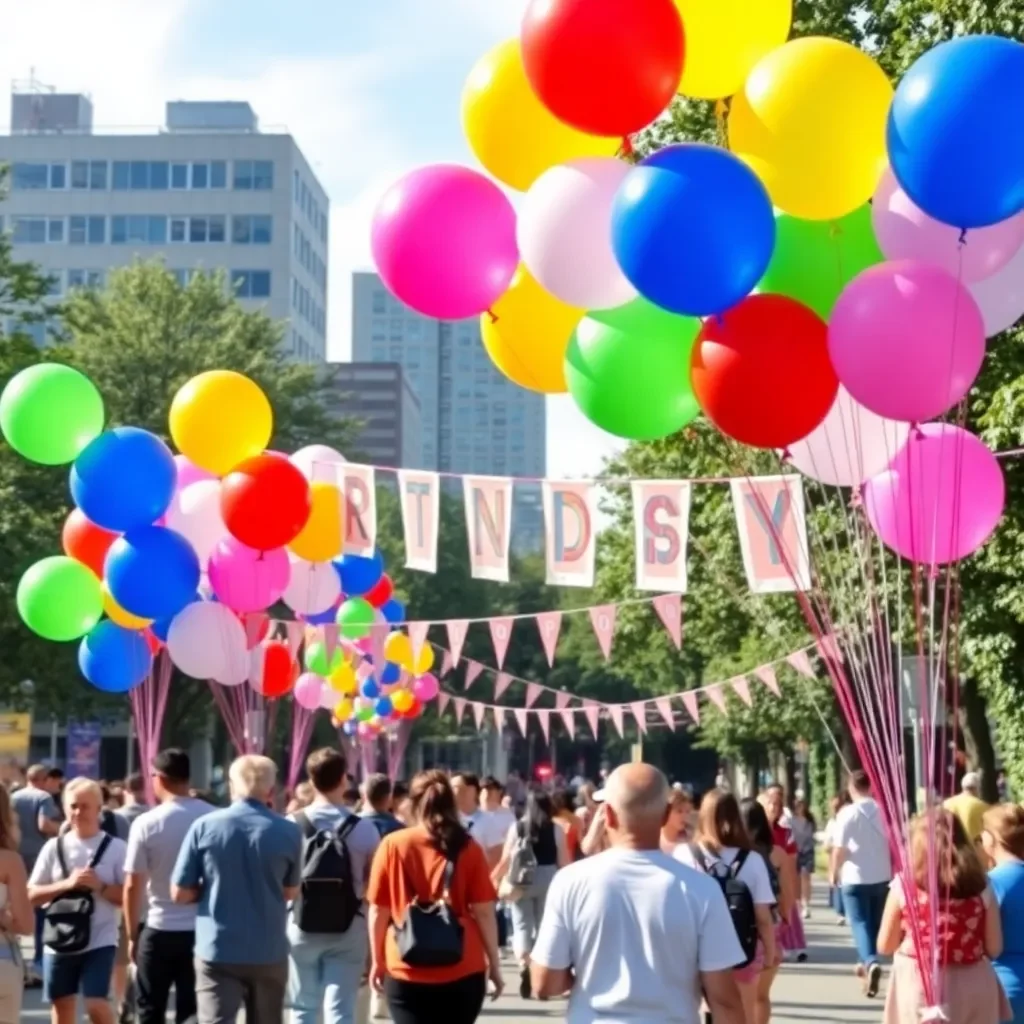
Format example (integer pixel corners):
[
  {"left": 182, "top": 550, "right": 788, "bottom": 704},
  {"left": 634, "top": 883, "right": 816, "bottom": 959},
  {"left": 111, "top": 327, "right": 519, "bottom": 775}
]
[
  {"left": 351, "top": 271, "right": 546, "bottom": 552},
  {"left": 323, "top": 362, "right": 421, "bottom": 469},
  {"left": 0, "top": 83, "right": 329, "bottom": 363}
]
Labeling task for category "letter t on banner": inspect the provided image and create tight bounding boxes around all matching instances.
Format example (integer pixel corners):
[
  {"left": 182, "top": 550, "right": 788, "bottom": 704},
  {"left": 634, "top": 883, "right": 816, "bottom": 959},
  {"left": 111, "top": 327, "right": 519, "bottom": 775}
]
[
  {"left": 343, "top": 465, "right": 377, "bottom": 557},
  {"left": 542, "top": 481, "right": 597, "bottom": 587},
  {"left": 397, "top": 471, "right": 440, "bottom": 573}
]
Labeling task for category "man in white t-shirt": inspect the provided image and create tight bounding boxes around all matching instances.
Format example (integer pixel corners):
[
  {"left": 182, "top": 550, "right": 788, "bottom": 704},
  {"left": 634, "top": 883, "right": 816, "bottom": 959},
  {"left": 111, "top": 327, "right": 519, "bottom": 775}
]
[
  {"left": 830, "top": 770, "right": 892, "bottom": 998},
  {"left": 531, "top": 763, "right": 746, "bottom": 1024}
]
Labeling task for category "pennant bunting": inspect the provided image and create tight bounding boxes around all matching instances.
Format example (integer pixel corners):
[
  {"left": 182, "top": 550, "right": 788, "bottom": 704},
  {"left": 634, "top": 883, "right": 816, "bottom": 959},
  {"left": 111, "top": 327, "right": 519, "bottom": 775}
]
[
  {"left": 754, "top": 664, "right": 781, "bottom": 698},
  {"left": 446, "top": 620, "right": 469, "bottom": 667},
  {"left": 786, "top": 650, "right": 815, "bottom": 679},
  {"left": 464, "top": 661, "right": 484, "bottom": 691},
  {"left": 731, "top": 676, "right": 753, "bottom": 707},
  {"left": 342, "top": 464, "right": 377, "bottom": 557},
  {"left": 730, "top": 475, "right": 811, "bottom": 593},
  {"left": 369, "top": 623, "right": 388, "bottom": 680},
  {"left": 542, "top": 480, "right": 598, "bottom": 588},
  {"left": 397, "top": 470, "right": 440, "bottom": 572},
  {"left": 451, "top": 695, "right": 466, "bottom": 725},
  {"left": 588, "top": 605, "right": 617, "bottom": 661},
  {"left": 559, "top": 708, "right": 576, "bottom": 739},
  {"left": 608, "top": 704, "right": 625, "bottom": 737},
  {"left": 525, "top": 682, "right": 543, "bottom": 708},
  {"left": 285, "top": 620, "right": 304, "bottom": 661},
  {"left": 503, "top": 708, "right": 517, "bottom": 733},
  {"left": 322, "top": 623, "right": 339, "bottom": 663},
  {"left": 652, "top": 593, "right": 683, "bottom": 649},
  {"left": 536, "top": 709, "right": 551, "bottom": 744},
  {"left": 630, "top": 701, "right": 649, "bottom": 734},
  {"left": 705, "top": 685, "right": 729, "bottom": 715},
  {"left": 472, "top": 702, "right": 487, "bottom": 730},
  {"left": 535, "top": 611, "right": 563, "bottom": 667},
  {"left": 245, "top": 613, "right": 268, "bottom": 648},
  {"left": 555, "top": 691, "right": 572, "bottom": 711},
  {"left": 681, "top": 690, "right": 701, "bottom": 725},
  {"left": 494, "top": 672, "right": 513, "bottom": 701},
  {"left": 655, "top": 696, "right": 676, "bottom": 730},
  {"left": 463, "top": 475, "right": 514, "bottom": 582},
  {"left": 514, "top": 707, "right": 529, "bottom": 737},
  {"left": 631, "top": 480, "right": 692, "bottom": 591},
  {"left": 582, "top": 702, "right": 600, "bottom": 739},
  {"left": 489, "top": 616, "right": 514, "bottom": 669},
  {"left": 408, "top": 621, "right": 430, "bottom": 662},
  {"left": 440, "top": 651, "right": 453, "bottom": 678},
  {"left": 437, "top": 692, "right": 450, "bottom": 716},
  {"left": 818, "top": 633, "right": 842, "bottom": 665}
]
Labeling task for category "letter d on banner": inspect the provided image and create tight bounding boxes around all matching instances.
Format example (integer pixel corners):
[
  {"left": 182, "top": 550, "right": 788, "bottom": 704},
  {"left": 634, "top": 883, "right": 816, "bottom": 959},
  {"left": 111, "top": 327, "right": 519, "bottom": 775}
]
[{"left": 542, "top": 481, "right": 597, "bottom": 587}]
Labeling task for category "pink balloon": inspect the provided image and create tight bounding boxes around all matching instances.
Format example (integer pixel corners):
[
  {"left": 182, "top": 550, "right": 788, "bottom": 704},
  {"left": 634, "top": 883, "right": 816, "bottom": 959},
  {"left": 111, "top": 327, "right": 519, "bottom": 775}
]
[
  {"left": 208, "top": 538, "right": 289, "bottom": 613},
  {"left": 174, "top": 454, "right": 215, "bottom": 491},
  {"left": 165, "top": 480, "right": 226, "bottom": 567},
  {"left": 873, "top": 168, "right": 1024, "bottom": 284},
  {"left": 167, "top": 601, "right": 248, "bottom": 684},
  {"left": 371, "top": 164, "right": 518, "bottom": 319},
  {"left": 357, "top": 722, "right": 375, "bottom": 740},
  {"left": 294, "top": 672, "right": 325, "bottom": 711},
  {"left": 829, "top": 261, "right": 985, "bottom": 423},
  {"left": 864, "top": 424, "right": 1004, "bottom": 565},
  {"left": 412, "top": 673, "right": 439, "bottom": 702},
  {"left": 968, "top": 235, "right": 1024, "bottom": 338},
  {"left": 283, "top": 556, "right": 342, "bottom": 615},
  {"left": 518, "top": 157, "right": 636, "bottom": 309}
]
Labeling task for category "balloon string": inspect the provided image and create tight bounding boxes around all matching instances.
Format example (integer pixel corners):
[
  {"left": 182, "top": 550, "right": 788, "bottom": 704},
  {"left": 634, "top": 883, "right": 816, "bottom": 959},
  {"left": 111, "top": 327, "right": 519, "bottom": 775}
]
[
  {"left": 485, "top": 309, "right": 498, "bottom": 324},
  {"left": 618, "top": 135, "right": 634, "bottom": 159},
  {"left": 714, "top": 99, "right": 729, "bottom": 148}
]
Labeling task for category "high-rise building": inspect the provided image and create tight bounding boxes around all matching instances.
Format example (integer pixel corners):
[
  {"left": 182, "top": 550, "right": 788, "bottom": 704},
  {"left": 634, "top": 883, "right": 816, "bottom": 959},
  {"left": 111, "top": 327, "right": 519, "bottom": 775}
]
[
  {"left": 351, "top": 271, "right": 546, "bottom": 552},
  {"left": 0, "top": 83, "right": 329, "bottom": 364}
]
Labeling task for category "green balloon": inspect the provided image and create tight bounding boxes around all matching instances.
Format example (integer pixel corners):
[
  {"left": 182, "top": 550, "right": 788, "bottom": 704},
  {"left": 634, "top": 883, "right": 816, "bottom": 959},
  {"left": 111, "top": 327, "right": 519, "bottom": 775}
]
[
  {"left": 356, "top": 706, "right": 375, "bottom": 723},
  {"left": 304, "top": 641, "right": 343, "bottom": 676},
  {"left": 757, "top": 205, "right": 883, "bottom": 320},
  {"left": 17, "top": 555, "right": 103, "bottom": 641},
  {"left": 0, "top": 364, "right": 104, "bottom": 465},
  {"left": 565, "top": 298, "right": 701, "bottom": 441},
  {"left": 337, "top": 597, "right": 375, "bottom": 641}
]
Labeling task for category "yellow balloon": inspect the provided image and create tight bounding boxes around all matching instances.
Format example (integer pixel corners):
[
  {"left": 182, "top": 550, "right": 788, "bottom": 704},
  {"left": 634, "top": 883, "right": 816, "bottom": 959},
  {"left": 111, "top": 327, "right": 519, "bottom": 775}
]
[
  {"left": 675, "top": 0, "right": 792, "bottom": 99},
  {"left": 101, "top": 583, "right": 152, "bottom": 630},
  {"left": 333, "top": 698, "right": 354, "bottom": 721},
  {"left": 729, "top": 37, "right": 892, "bottom": 221},
  {"left": 461, "top": 39, "right": 619, "bottom": 192},
  {"left": 329, "top": 662, "right": 357, "bottom": 696},
  {"left": 169, "top": 370, "right": 273, "bottom": 476},
  {"left": 289, "top": 482, "right": 344, "bottom": 562},
  {"left": 391, "top": 688, "right": 414, "bottom": 713},
  {"left": 383, "top": 631, "right": 413, "bottom": 670},
  {"left": 481, "top": 267, "right": 582, "bottom": 394},
  {"left": 412, "top": 645, "right": 435, "bottom": 676}
]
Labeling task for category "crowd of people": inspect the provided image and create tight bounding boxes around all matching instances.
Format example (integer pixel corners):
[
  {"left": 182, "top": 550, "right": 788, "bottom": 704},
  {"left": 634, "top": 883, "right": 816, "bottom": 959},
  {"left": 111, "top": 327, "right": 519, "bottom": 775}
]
[{"left": 0, "top": 751, "right": 1022, "bottom": 1023}]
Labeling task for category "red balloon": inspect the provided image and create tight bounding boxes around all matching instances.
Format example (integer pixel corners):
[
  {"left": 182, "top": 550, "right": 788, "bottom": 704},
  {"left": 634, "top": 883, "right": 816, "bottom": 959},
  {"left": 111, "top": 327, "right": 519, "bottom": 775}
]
[
  {"left": 143, "top": 629, "right": 162, "bottom": 655},
  {"left": 62, "top": 508, "right": 118, "bottom": 577},
  {"left": 364, "top": 574, "right": 393, "bottom": 609},
  {"left": 401, "top": 697, "right": 423, "bottom": 720},
  {"left": 691, "top": 295, "right": 838, "bottom": 449},
  {"left": 221, "top": 454, "right": 311, "bottom": 551},
  {"left": 258, "top": 642, "right": 295, "bottom": 698},
  {"left": 521, "top": 0, "right": 685, "bottom": 136}
]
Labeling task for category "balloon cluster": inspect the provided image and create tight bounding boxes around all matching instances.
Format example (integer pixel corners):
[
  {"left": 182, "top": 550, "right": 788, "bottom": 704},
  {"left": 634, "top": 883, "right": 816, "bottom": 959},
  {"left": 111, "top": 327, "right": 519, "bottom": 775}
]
[
  {"left": 1, "top": 367, "right": 437, "bottom": 729},
  {"left": 371, "top": 4, "right": 1023, "bottom": 565}
]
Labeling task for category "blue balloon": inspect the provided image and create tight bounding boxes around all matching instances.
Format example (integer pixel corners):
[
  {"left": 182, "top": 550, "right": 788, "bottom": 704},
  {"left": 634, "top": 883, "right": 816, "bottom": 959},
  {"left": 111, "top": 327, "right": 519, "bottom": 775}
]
[
  {"left": 361, "top": 679, "right": 380, "bottom": 700},
  {"left": 334, "top": 550, "right": 384, "bottom": 596},
  {"left": 375, "top": 697, "right": 394, "bottom": 717},
  {"left": 305, "top": 603, "right": 340, "bottom": 626},
  {"left": 71, "top": 427, "right": 176, "bottom": 533},
  {"left": 381, "top": 598, "right": 406, "bottom": 625},
  {"left": 105, "top": 526, "right": 201, "bottom": 621},
  {"left": 379, "top": 662, "right": 401, "bottom": 685},
  {"left": 888, "top": 36, "right": 1024, "bottom": 229},
  {"left": 78, "top": 621, "right": 152, "bottom": 693},
  {"left": 611, "top": 143, "right": 775, "bottom": 316},
  {"left": 342, "top": 720, "right": 358, "bottom": 737}
]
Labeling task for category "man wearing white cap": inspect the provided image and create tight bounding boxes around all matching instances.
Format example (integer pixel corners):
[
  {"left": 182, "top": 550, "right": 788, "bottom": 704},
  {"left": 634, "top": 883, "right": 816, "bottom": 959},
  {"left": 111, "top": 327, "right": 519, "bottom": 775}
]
[{"left": 944, "top": 771, "right": 990, "bottom": 843}]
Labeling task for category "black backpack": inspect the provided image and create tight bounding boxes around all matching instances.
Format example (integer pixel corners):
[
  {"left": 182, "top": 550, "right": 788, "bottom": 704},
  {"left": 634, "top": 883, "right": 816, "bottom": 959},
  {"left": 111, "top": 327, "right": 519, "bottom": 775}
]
[
  {"left": 292, "top": 812, "right": 361, "bottom": 934},
  {"left": 43, "top": 833, "right": 113, "bottom": 954},
  {"left": 690, "top": 844, "right": 758, "bottom": 967}
]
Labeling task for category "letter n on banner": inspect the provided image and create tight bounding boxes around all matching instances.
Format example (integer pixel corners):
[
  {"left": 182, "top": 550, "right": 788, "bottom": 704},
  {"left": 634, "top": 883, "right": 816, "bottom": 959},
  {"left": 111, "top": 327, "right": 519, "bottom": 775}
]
[
  {"left": 542, "top": 480, "right": 597, "bottom": 587},
  {"left": 397, "top": 471, "right": 440, "bottom": 573},
  {"left": 463, "top": 475, "right": 513, "bottom": 582},
  {"left": 343, "top": 464, "right": 377, "bottom": 557},
  {"left": 631, "top": 480, "right": 691, "bottom": 592},
  {"left": 730, "top": 476, "right": 811, "bottom": 593}
]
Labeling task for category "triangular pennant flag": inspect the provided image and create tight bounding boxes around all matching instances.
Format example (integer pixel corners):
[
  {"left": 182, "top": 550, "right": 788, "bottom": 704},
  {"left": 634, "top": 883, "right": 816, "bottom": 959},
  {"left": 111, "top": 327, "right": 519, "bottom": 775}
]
[
  {"left": 555, "top": 690, "right": 572, "bottom": 710},
  {"left": 818, "top": 633, "right": 842, "bottom": 665},
  {"left": 285, "top": 620, "right": 304, "bottom": 661},
  {"left": 559, "top": 708, "right": 576, "bottom": 739},
  {"left": 608, "top": 705, "right": 625, "bottom": 737},
  {"left": 754, "top": 664, "right": 781, "bottom": 697},
  {"left": 494, "top": 672, "right": 513, "bottom": 701},
  {"left": 437, "top": 692, "right": 450, "bottom": 716},
  {"left": 582, "top": 703, "right": 600, "bottom": 739},
  {"left": 453, "top": 697, "right": 467, "bottom": 724},
  {"left": 369, "top": 622, "right": 387, "bottom": 680},
  {"left": 464, "top": 661, "right": 484, "bottom": 691},
  {"left": 489, "top": 616, "right": 514, "bottom": 669},
  {"left": 786, "top": 650, "right": 815, "bottom": 678},
  {"left": 245, "top": 613, "right": 268, "bottom": 648},
  {"left": 731, "top": 676, "right": 753, "bottom": 707},
  {"left": 440, "top": 650, "right": 453, "bottom": 678},
  {"left": 408, "top": 621, "right": 430, "bottom": 662},
  {"left": 652, "top": 593, "right": 683, "bottom": 649},
  {"left": 705, "top": 685, "right": 729, "bottom": 715},
  {"left": 588, "top": 605, "right": 618, "bottom": 661},
  {"left": 472, "top": 702, "right": 487, "bottom": 729},
  {"left": 446, "top": 619, "right": 469, "bottom": 667},
  {"left": 630, "top": 701, "right": 649, "bottom": 734},
  {"left": 525, "top": 682, "right": 543, "bottom": 708},
  {"left": 322, "top": 623, "right": 339, "bottom": 663},
  {"left": 535, "top": 611, "right": 562, "bottom": 666},
  {"left": 655, "top": 696, "right": 676, "bottom": 730},
  {"left": 681, "top": 690, "right": 701, "bottom": 725},
  {"left": 535, "top": 709, "right": 551, "bottom": 744},
  {"left": 514, "top": 707, "right": 529, "bottom": 737}
]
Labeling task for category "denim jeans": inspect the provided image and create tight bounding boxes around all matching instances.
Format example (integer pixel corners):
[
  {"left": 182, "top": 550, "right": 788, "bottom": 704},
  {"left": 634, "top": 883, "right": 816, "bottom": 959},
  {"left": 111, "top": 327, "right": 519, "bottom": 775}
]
[
  {"left": 33, "top": 907, "right": 45, "bottom": 968},
  {"left": 509, "top": 865, "right": 558, "bottom": 958},
  {"left": 831, "top": 885, "right": 846, "bottom": 917},
  {"left": 286, "top": 920, "right": 368, "bottom": 1024},
  {"left": 841, "top": 881, "right": 889, "bottom": 967}
]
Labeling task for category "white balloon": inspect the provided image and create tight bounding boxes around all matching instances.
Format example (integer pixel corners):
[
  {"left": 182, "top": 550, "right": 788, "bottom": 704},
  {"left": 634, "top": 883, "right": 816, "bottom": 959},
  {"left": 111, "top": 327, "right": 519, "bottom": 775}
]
[
  {"left": 283, "top": 556, "right": 341, "bottom": 615},
  {"left": 517, "top": 157, "right": 637, "bottom": 310},
  {"left": 167, "top": 601, "right": 248, "bottom": 684},
  {"left": 786, "top": 386, "right": 911, "bottom": 487},
  {"left": 968, "top": 235, "right": 1024, "bottom": 338},
  {"left": 291, "top": 444, "right": 346, "bottom": 483},
  {"left": 320, "top": 684, "right": 342, "bottom": 711},
  {"left": 164, "top": 480, "right": 226, "bottom": 567}
]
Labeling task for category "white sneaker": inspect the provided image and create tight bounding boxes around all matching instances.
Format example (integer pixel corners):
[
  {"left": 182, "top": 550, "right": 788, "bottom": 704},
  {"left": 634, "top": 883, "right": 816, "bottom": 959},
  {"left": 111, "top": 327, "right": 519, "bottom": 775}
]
[{"left": 802, "top": 907, "right": 811, "bottom": 920}]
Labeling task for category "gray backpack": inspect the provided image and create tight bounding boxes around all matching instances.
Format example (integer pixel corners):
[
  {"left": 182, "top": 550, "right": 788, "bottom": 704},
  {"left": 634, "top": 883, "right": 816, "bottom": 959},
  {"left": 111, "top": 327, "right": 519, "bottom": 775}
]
[{"left": 508, "top": 822, "right": 538, "bottom": 887}]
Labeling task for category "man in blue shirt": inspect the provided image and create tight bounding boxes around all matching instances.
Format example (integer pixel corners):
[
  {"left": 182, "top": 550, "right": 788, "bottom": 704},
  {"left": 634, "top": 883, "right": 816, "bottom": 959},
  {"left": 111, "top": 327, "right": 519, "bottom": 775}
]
[
  {"left": 359, "top": 774, "right": 405, "bottom": 839},
  {"left": 171, "top": 754, "right": 302, "bottom": 1024}
]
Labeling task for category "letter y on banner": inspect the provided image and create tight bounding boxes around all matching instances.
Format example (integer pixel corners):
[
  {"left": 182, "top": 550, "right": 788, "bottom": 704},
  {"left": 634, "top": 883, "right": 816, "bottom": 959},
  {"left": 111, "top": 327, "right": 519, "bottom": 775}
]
[
  {"left": 397, "top": 471, "right": 439, "bottom": 573},
  {"left": 542, "top": 481, "right": 597, "bottom": 587},
  {"left": 631, "top": 480, "right": 691, "bottom": 592},
  {"left": 730, "top": 476, "right": 811, "bottom": 593},
  {"left": 343, "top": 464, "right": 377, "bottom": 557},
  {"left": 463, "top": 476, "right": 513, "bottom": 582}
]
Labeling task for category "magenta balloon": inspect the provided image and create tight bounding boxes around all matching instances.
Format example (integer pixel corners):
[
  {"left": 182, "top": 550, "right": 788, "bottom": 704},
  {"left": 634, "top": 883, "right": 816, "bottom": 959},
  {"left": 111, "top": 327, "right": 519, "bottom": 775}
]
[
  {"left": 864, "top": 424, "right": 1004, "bottom": 565},
  {"left": 412, "top": 673, "right": 439, "bottom": 702},
  {"left": 828, "top": 261, "right": 985, "bottom": 422},
  {"left": 174, "top": 454, "right": 215, "bottom": 491},
  {"left": 873, "top": 169, "right": 1024, "bottom": 284},
  {"left": 371, "top": 164, "right": 518, "bottom": 319},
  {"left": 294, "top": 672, "right": 325, "bottom": 711},
  {"left": 208, "top": 537, "right": 289, "bottom": 612}
]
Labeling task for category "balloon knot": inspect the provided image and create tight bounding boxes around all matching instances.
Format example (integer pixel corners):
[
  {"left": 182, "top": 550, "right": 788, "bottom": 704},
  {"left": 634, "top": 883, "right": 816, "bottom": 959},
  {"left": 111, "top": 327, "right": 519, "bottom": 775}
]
[
  {"left": 958, "top": 228, "right": 968, "bottom": 247},
  {"left": 486, "top": 309, "right": 498, "bottom": 324},
  {"left": 912, "top": 422, "right": 925, "bottom": 440},
  {"left": 929, "top": 564, "right": 941, "bottom": 580},
  {"left": 829, "top": 221, "right": 842, "bottom": 239},
  {"left": 714, "top": 98, "right": 729, "bottom": 120},
  {"left": 850, "top": 488, "right": 863, "bottom": 509},
  {"left": 618, "top": 135, "right": 635, "bottom": 159},
  {"left": 779, "top": 447, "right": 792, "bottom": 463}
]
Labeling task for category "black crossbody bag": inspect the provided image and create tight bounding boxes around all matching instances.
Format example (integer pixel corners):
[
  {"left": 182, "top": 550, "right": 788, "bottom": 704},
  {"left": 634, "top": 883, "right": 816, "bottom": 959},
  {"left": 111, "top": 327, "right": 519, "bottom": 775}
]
[
  {"left": 395, "top": 847, "right": 464, "bottom": 968},
  {"left": 43, "top": 834, "right": 113, "bottom": 954}
]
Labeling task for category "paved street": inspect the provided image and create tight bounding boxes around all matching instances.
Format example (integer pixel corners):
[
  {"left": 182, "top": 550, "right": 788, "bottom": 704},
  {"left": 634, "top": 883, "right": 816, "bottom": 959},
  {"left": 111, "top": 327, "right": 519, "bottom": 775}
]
[{"left": 22, "top": 889, "right": 877, "bottom": 1021}]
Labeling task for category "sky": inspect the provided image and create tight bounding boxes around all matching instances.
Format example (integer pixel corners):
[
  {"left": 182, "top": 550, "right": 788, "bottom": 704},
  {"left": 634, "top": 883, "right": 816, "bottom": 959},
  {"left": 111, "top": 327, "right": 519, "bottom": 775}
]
[{"left": 0, "top": 0, "right": 625, "bottom": 478}]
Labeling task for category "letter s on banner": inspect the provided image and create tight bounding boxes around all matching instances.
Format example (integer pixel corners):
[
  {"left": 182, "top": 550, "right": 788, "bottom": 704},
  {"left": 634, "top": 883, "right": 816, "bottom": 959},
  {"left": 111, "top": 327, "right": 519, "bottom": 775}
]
[{"left": 631, "top": 480, "right": 691, "bottom": 592}]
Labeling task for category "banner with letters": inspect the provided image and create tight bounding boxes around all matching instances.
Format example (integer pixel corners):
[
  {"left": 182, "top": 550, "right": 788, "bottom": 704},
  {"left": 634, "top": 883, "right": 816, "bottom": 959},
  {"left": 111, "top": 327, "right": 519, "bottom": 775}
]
[
  {"left": 731, "top": 475, "right": 811, "bottom": 593},
  {"left": 341, "top": 463, "right": 377, "bottom": 557},
  {"left": 631, "top": 480, "right": 691, "bottom": 592},
  {"left": 397, "top": 470, "right": 440, "bottom": 573},
  {"left": 463, "top": 475, "right": 513, "bottom": 582},
  {"left": 542, "top": 480, "right": 598, "bottom": 588}
]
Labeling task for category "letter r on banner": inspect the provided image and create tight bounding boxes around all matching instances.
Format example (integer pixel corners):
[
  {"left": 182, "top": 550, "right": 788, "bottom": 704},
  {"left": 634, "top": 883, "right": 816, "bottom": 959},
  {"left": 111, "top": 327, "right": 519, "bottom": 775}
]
[{"left": 343, "top": 465, "right": 377, "bottom": 557}]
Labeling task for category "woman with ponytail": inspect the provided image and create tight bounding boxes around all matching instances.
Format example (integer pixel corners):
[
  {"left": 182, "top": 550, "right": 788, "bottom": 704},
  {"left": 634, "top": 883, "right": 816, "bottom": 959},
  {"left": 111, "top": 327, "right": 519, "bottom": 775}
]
[{"left": 367, "top": 770, "right": 503, "bottom": 1024}]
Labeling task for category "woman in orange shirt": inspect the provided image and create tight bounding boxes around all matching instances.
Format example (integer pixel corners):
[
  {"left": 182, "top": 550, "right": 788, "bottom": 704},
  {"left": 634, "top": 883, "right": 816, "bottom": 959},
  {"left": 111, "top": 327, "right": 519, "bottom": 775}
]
[{"left": 367, "top": 770, "right": 503, "bottom": 1024}]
